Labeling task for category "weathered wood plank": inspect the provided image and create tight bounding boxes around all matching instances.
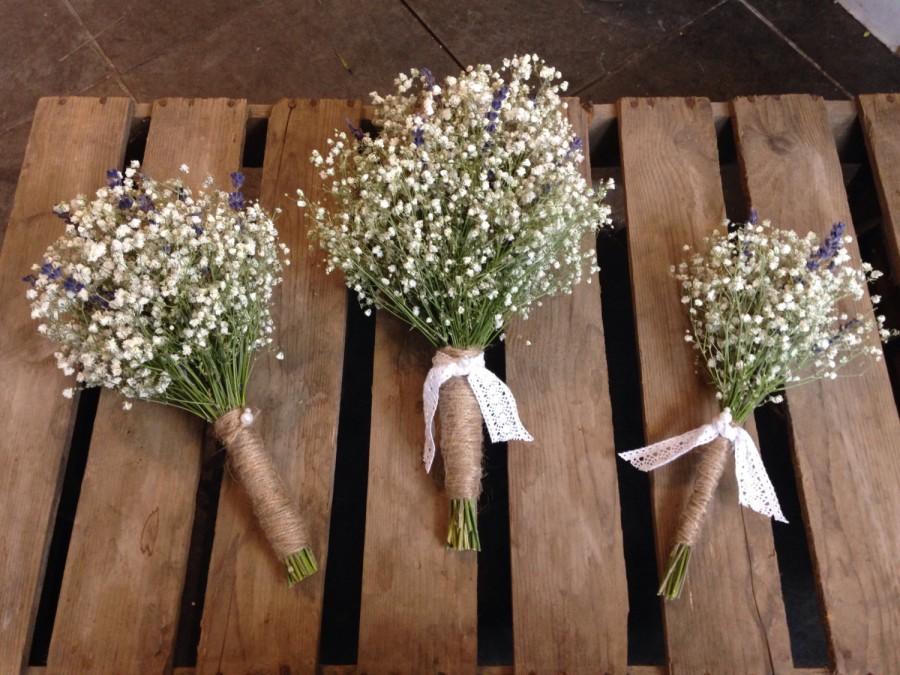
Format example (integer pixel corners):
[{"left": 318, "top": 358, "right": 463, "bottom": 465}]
[
  {"left": 0, "top": 96, "right": 132, "bottom": 675},
  {"left": 858, "top": 94, "right": 900, "bottom": 279},
  {"left": 31, "top": 664, "right": 835, "bottom": 675},
  {"left": 732, "top": 93, "right": 900, "bottom": 674},
  {"left": 46, "top": 98, "right": 247, "bottom": 674},
  {"left": 503, "top": 100, "right": 628, "bottom": 674},
  {"left": 357, "top": 315, "right": 478, "bottom": 674},
  {"left": 196, "top": 99, "right": 358, "bottom": 674},
  {"left": 619, "top": 96, "right": 792, "bottom": 674}
]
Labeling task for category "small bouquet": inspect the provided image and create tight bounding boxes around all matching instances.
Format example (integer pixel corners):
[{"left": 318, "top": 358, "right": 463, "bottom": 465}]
[
  {"left": 25, "top": 163, "right": 317, "bottom": 585},
  {"left": 620, "top": 215, "right": 892, "bottom": 599},
  {"left": 299, "top": 54, "right": 613, "bottom": 550}
]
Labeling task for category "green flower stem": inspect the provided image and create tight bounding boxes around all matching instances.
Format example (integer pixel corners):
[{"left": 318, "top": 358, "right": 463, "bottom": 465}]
[
  {"left": 658, "top": 543, "right": 692, "bottom": 600},
  {"left": 447, "top": 498, "right": 481, "bottom": 551},
  {"left": 285, "top": 546, "right": 318, "bottom": 586}
]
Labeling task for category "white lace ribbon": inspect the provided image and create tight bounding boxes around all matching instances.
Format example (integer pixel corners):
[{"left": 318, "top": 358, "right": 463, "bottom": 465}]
[
  {"left": 422, "top": 350, "right": 533, "bottom": 472},
  {"left": 618, "top": 409, "right": 788, "bottom": 523}
]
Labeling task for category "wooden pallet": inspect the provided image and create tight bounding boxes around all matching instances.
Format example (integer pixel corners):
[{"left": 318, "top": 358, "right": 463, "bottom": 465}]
[{"left": 1, "top": 94, "right": 899, "bottom": 675}]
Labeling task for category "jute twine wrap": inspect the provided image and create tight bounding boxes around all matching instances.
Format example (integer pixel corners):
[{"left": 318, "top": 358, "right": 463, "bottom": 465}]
[
  {"left": 214, "top": 409, "right": 309, "bottom": 560},
  {"left": 437, "top": 347, "right": 484, "bottom": 501},
  {"left": 673, "top": 435, "right": 730, "bottom": 547}
]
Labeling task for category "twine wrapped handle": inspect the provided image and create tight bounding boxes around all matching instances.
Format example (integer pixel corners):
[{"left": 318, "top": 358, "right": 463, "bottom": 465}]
[
  {"left": 438, "top": 348, "right": 484, "bottom": 503},
  {"left": 214, "top": 408, "right": 317, "bottom": 586},
  {"left": 618, "top": 408, "right": 787, "bottom": 599},
  {"left": 423, "top": 346, "right": 532, "bottom": 551},
  {"left": 673, "top": 435, "right": 730, "bottom": 548}
]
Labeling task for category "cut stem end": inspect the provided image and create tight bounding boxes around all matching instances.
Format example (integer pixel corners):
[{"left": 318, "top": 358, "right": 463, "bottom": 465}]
[
  {"left": 447, "top": 498, "right": 481, "bottom": 551},
  {"left": 284, "top": 546, "right": 318, "bottom": 586},
  {"left": 658, "top": 543, "right": 692, "bottom": 600}
]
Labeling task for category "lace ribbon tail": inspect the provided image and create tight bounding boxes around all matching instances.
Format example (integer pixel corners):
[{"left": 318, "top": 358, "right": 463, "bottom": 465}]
[
  {"left": 422, "top": 366, "right": 452, "bottom": 473},
  {"left": 619, "top": 424, "right": 720, "bottom": 472},
  {"left": 467, "top": 369, "right": 533, "bottom": 444},
  {"left": 733, "top": 428, "right": 789, "bottom": 523}
]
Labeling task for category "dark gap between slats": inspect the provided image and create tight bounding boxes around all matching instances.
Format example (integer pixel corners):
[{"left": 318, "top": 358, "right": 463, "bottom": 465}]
[
  {"left": 478, "top": 345, "right": 514, "bottom": 665},
  {"left": 28, "top": 388, "right": 100, "bottom": 666},
  {"left": 753, "top": 404, "right": 830, "bottom": 668},
  {"left": 172, "top": 436, "right": 225, "bottom": 667},
  {"left": 243, "top": 117, "right": 269, "bottom": 169},
  {"left": 720, "top": 131, "right": 829, "bottom": 668},
  {"left": 846, "top": 159, "right": 900, "bottom": 409},
  {"left": 172, "top": 131, "right": 268, "bottom": 667},
  {"left": 835, "top": 115, "right": 867, "bottom": 166},
  {"left": 319, "top": 293, "right": 375, "bottom": 664},
  {"left": 125, "top": 115, "right": 150, "bottom": 167},
  {"left": 596, "top": 228, "right": 666, "bottom": 666}
]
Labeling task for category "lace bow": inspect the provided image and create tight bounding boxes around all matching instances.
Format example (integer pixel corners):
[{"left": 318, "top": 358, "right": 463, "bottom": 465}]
[
  {"left": 422, "top": 350, "right": 532, "bottom": 472},
  {"left": 618, "top": 409, "right": 788, "bottom": 523}
]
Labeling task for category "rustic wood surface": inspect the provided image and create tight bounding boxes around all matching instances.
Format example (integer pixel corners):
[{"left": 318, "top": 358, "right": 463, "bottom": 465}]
[
  {"left": 858, "top": 94, "right": 900, "bottom": 279},
  {"left": 503, "top": 100, "right": 628, "bottom": 674},
  {"left": 356, "top": 315, "right": 478, "bottom": 674},
  {"left": 45, "top": 99, "right": 247, "bottom": 674},
  {"left": 4, "top": 93, "right": 900, "bottom": 673},
  {"left": 26, "top": 664, "right": 835, "bottom": 675},
  {"left": 619, "top": 96, "right": 792, "bottom": 674},
  {"left": 0, "top": 96, "right": 132, "bottom": 675},
  {"left": 196, "top": 99, "right": 358, "bottom": 674},
  {"left": 733, "top": 93, "right": 900, "bottom": 674}
]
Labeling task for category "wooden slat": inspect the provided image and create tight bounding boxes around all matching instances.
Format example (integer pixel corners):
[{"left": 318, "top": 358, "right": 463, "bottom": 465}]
[
  {"left": 619, "top": 97, "right": 792, "bottom": 674},
  {"left": 317, "top": 665, "right": 833, "bottom": 675},
  {"left": 732, "top": 93, "right": 900, "bottom": 674},
  {"left": 0, "top": 96, "right": 132, "bottom": 675},
  {"left": 45, "top": 98, "right": 247, "bottom": 673},
  {"left": 196, "top": 99, "right": 358, "bottom": 674},
  {"left": 858, "top": 94, "right": 900, "bottom": 279},
  {"left": 357, "top": 316, "right": 477, "bottom": 673},
  {"left": 503, "top": 101, "right": 628, "bottom": 673},
  {"left": 31, "top": 664, "right": 835, "bottom": 675}
]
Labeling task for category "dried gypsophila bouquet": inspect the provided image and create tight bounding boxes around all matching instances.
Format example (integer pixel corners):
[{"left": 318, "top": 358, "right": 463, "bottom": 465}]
[
  {"left": 299, "top": 54, "right": 613, "bottom": 550},
  {"left": 620, "top": 214, "right": 893, "bottom": 599},
  {"left": 25, "top": 162, "right": 317, "bottom": 585}
]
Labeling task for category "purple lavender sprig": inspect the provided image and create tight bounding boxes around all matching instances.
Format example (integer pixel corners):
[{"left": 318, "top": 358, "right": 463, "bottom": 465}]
[
  {"left": 228, "top": 171, "right": 246, "bottom": 211},
  {"left": 486, "top": 85, "right": 509, "bottom": 133},
  {"left": 807, "top": 221, "right": 846, "bottom": 271}
]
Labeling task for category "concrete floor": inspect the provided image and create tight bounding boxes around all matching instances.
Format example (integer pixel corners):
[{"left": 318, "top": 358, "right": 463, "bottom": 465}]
[{"left": 1, "top": 0, "right": 899, "bottom": 236}]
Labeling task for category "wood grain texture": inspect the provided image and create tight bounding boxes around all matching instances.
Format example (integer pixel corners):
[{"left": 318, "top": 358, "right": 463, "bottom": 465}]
[
  {"left": 733, "top": 94, "right": 900, "bottom": 674},
  {"left": 0, "top": 96, "right": 132, "bottom": 675},
  {"left": 619, "top": 97, "right": 792, "bottom": 675},
  {"left": 30, "top": 664, "right": 835, "bottom": 675},
  {"left": 196, "top": 99, "right": 357, "bottom": 674},
  {"left": 46, "top": 99, "right": 247, "bottom": 674},
  {"left": 357, "top": 315, "right": 477, "bottom": 674},
  {"left": 503, "top": 100, "right": 628, "bottom": 674},
  {"left": 858, "top": 94, "right": 900, "bottom": 279}
]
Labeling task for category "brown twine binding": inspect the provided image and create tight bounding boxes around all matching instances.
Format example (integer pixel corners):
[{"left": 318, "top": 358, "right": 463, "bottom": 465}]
[
  {"left": 673, "top": 435, "right": 731, "bottom": 547},
  {"left": 214, "top": 409, "right": 309, "bottom": 561},
  {"left": 437, "top": 346, "right": 483, "bottom": 501}
]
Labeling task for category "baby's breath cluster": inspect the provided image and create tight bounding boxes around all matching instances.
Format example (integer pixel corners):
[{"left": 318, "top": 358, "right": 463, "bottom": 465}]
[
  {"left": 677, "top": 217, "right": 890, "bottom": 422},
  {"left": 298, "top": 54, "right": 612, "bottom": 347},
  {"left": 26, "top": 162, "right": 289, "bottom": 419}
]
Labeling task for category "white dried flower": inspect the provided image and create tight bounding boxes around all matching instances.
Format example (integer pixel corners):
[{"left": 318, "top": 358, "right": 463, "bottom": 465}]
[
  {"left": 27, "top": 166, "right": 289, "bottom": 419},
  {"left": 676, "top": 217, "right": 893, "bottom": 421},
  {"left": 298, "top": 55, "right": 612, "bottom": 347}
]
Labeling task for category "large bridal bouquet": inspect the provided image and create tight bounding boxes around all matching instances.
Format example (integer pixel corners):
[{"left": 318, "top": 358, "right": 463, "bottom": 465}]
[
  {"left": 25, "top": 163, "right": 318, "bottom": 585},
  {"left": 299, "top": 54, "right": 613, "bottom": 550},
  {"left": 620, "top": 215, "right": 891, "bottom": 599}
]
